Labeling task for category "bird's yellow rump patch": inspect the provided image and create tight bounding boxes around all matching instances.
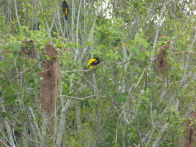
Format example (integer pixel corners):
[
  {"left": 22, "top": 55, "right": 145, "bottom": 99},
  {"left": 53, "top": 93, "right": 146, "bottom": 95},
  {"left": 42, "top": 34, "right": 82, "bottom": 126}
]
[{"left": 65, "top": 8, "right": 68, "bottom": 15}]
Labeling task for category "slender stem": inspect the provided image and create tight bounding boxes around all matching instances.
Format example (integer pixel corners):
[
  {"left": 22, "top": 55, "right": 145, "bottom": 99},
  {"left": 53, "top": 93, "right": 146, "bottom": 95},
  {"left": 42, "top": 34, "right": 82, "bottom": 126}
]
[{"left": 13, "top": 0, "right": 20, "bottom": 28}]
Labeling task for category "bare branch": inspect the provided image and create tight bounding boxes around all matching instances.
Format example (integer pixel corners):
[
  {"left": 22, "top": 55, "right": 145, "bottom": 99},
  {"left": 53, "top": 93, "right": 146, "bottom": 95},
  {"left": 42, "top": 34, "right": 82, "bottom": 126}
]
[
  {"left": 62, "top": 95, "right": 96, "bottom": 100},
  {"left": 13, "top": 0, "right": 20, "bottom": 28}
]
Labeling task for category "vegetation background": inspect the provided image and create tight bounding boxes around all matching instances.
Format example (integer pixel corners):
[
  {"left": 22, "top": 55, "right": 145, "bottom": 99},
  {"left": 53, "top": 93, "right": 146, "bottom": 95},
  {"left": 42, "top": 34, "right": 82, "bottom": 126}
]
[{"left": 0, "top": 0, "right": 195, "bottom": 146}]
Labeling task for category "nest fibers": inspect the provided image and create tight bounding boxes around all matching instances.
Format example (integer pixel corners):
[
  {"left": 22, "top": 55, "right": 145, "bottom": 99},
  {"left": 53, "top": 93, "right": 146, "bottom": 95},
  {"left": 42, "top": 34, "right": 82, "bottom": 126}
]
[{"left": 40, "top": 41, "right": 59, "bottom": 116}]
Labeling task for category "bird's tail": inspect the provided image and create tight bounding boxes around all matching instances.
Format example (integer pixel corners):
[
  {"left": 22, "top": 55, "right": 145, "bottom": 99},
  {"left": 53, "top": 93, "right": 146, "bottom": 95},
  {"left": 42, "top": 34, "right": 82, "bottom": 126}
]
[{"left": 65, "top": 15, "right": 68, "bottom": 20}]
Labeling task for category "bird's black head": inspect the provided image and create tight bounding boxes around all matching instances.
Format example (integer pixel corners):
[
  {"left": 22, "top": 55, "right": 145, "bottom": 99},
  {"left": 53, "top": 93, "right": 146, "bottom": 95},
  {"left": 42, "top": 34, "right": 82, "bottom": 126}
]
[
  {"left": 37, "top": 22, "right": 41, "bottom": 26},
  {"left": 94, "top": 57, "right": 101, "bottom": 63}
]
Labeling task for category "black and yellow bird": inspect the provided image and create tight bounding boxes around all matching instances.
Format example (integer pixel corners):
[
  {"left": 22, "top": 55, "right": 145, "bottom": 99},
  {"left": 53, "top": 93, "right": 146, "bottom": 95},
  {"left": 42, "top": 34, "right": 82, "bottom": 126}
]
[
  {"left": 87, "top": 57, "right": 101, "bottom": 69},
  {"left": 32, "top": 22, "right": 41, "bottom": 30},
  {"left": 62, "top": 0, "right": 69, "bottom": 20}
]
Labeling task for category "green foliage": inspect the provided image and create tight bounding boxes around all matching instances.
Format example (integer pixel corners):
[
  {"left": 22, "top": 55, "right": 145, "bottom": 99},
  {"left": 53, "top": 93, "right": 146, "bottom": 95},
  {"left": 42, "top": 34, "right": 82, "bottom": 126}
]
[
  {"left": 0, "top": 14, "right": 9, "bottom": 34},
  {"left": 0, "top": 0, "right": 195, "bottom": 146}
]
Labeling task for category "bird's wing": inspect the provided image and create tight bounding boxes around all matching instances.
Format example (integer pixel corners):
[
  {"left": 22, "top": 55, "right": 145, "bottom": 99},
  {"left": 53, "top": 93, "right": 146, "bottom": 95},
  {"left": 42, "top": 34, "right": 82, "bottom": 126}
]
[{"left": 87, "top": 59, "right": 96, "bottom": 66}]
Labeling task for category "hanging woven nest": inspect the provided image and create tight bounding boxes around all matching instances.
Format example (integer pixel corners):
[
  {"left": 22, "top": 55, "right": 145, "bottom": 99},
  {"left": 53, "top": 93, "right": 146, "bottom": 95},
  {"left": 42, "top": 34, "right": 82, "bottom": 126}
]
[
  {"left": 40, "top": 41, "right": 59, "bottom": 116},
  {"left": 21, "top": 40, "right": 36, "bottom": 58},
  {"left": 156, "top": 42, "right": 170, "bottom": 75}
]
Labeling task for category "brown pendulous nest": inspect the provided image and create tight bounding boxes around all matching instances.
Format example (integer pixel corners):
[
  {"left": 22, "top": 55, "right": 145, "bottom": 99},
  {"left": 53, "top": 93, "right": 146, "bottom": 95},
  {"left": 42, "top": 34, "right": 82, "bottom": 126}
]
[
  {"left": 21, "top": 40, "right": 36, "bottom": 58},
  {"left": 181, "top": 112, "right": 196, "bottom": 147},
  {"left": 40, "top": 41, "right": 59, "bottom": 116},
  {"left": 156, "top": 42, "right": 170, "bottom": 75}
]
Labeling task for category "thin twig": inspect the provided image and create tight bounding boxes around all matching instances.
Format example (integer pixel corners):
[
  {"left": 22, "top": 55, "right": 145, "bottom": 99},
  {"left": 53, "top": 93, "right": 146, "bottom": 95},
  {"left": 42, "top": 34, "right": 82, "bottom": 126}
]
[
  {"left": 20, "top": 132, "right": 43, "bottom": 145},
  {"left": 118, "top": 59, "right": 131, "bottom": 65},
  {"left": 66, "top": 62, "right": 104, "bottom": 73},
  {"left": 0, "top": 92, "right": 24, "bottom": 102},
  {"left": 62, "top": 95, "right": 96, "bottom": 100},
  {"left": 13, "top": 0, "right": 20, "bottom": 28},
  {"left": 135, "top": 67, "right": 147, "bottom": 89},
  {"left": 173, "top": 51, "right": 196, "bottom": 54},
  {"left": 29, "top": 107, "right": 42, "bottom": 140},
  {"left": 119, "top": 65, "right": 149, "bottom": 120}
]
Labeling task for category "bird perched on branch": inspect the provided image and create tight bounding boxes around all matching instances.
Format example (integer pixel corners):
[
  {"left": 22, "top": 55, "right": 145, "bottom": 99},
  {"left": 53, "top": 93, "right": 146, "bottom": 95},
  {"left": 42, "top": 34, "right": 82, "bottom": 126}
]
[
  {"left": 87, "top": 57, "right": 101, "bottom": 69},
  {"left": 32, "top": 22, "right": 41, "bottom": 30},
  {"left": 62, "top": 0, "right": 69, "bottom": 20}
]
